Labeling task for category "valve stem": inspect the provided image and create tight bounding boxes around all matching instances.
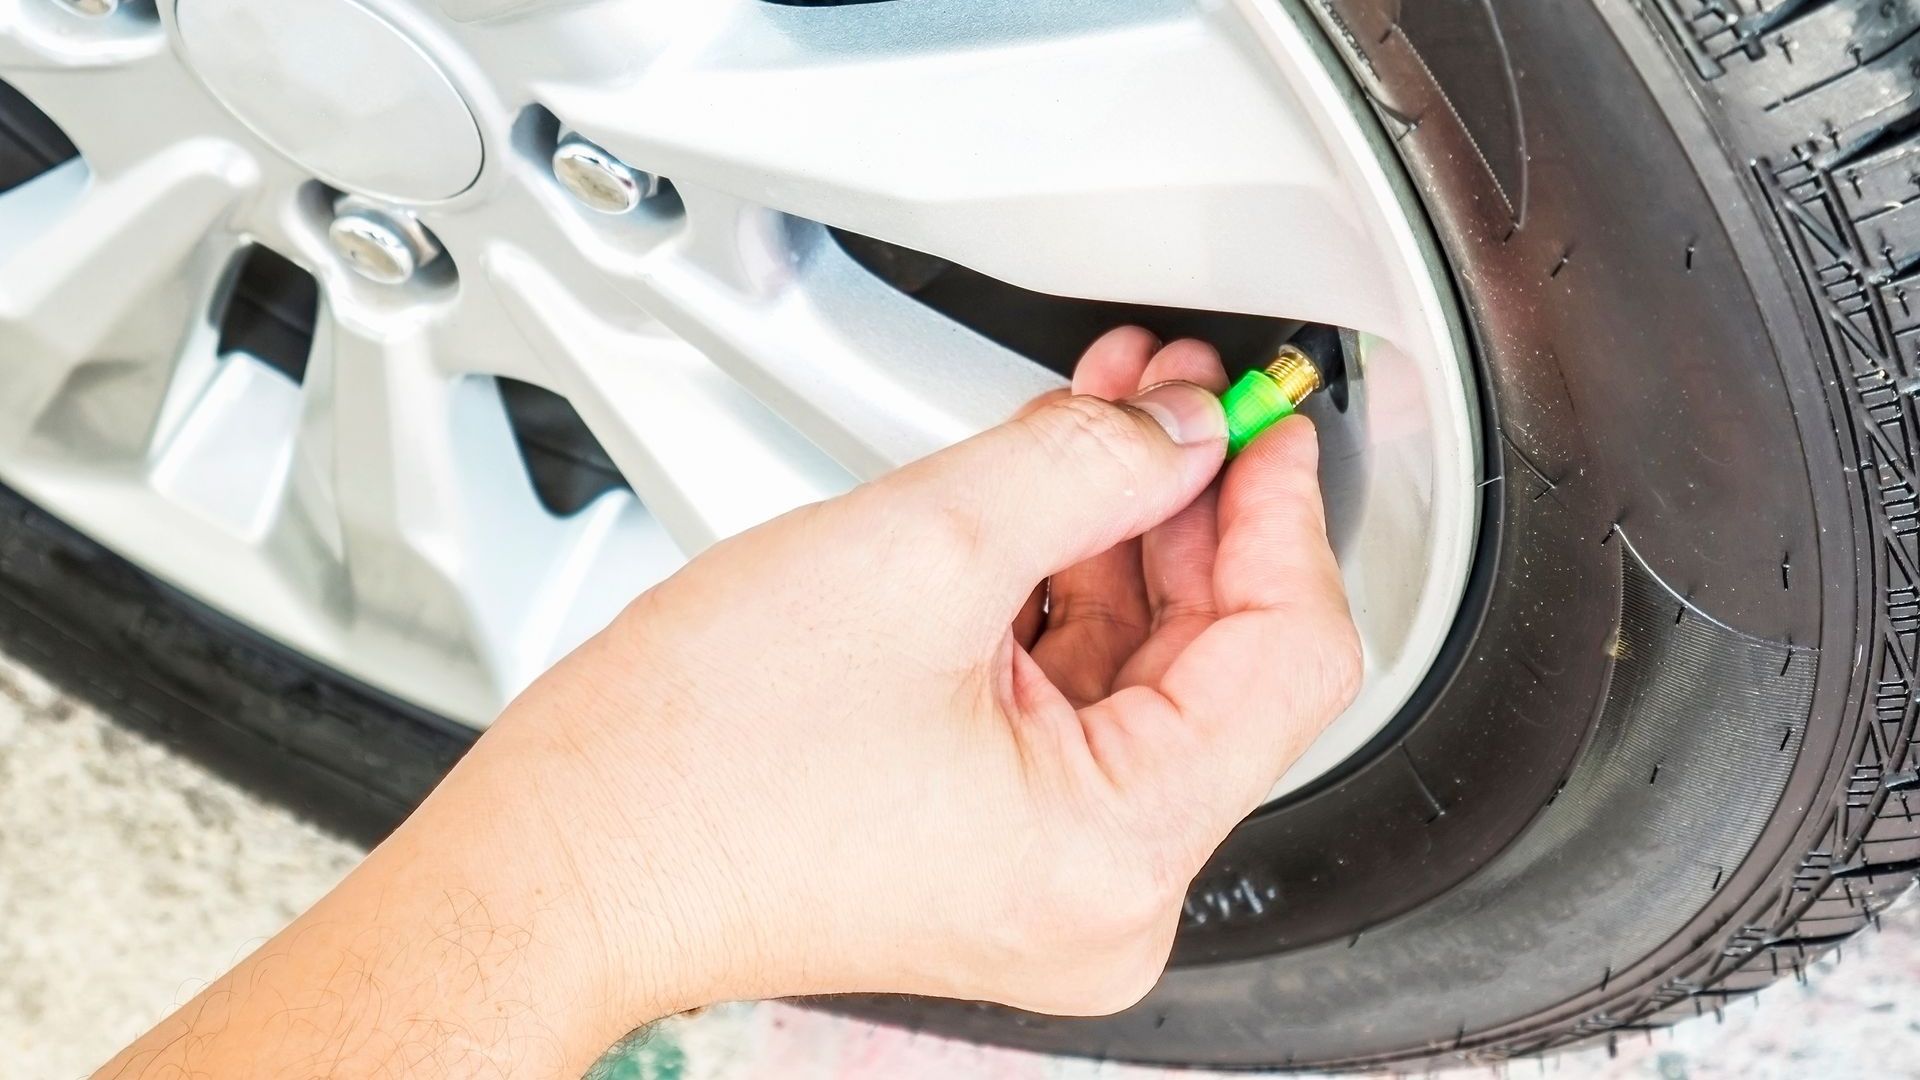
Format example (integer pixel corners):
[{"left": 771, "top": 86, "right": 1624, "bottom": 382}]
[{"left": 1222, "top": 344, "right": 1324, "bottom": 456}]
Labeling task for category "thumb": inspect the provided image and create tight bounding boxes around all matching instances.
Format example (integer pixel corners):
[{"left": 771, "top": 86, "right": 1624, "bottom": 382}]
[{"left": 874, "top": 382, "right": 1227, "bottom": 587}]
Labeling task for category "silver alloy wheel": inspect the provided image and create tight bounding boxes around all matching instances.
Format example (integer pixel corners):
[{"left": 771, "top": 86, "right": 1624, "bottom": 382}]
[{"left": 0, "top": 0, "right": 1478, "bottom": 796}]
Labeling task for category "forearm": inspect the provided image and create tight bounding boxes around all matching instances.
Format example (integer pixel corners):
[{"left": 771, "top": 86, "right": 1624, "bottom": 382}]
[{"left": 94, "top": 707, "right": 703, "bottom": 1080}]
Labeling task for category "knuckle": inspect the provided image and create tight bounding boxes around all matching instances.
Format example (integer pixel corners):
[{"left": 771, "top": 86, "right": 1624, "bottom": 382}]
[
  {"left": 1021, "top": 902, "right": 1175, "bottom": 1015},
  {"left": 924, "top": 496, "right": 989, "bottom": 566},
  {"left": 1038, "top": 395, "right": 1155, "bottom": 483},
  {"left": 1037, "top": 842, "right": 1185, "bottom": 948},
  {"left": 841, "top": 480, "right": 984, "bottom": 576},
  {"left": 1064, "top": 948, "right": 1171, "bottom": 1016},
  {"left": 1001, "top": 827, "right": 1192, "bottom": 1016},
  {"left": 862, "top": 476, "right": 989, "bottom": 570},
  {"left": 1320, "top": 617, "right": 1367, "bottom": 712}
]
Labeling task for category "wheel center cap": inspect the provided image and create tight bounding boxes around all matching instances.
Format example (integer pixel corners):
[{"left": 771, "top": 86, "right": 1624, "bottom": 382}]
[{"left": 177, "top": 0, "right": 483, "bottom": 202}]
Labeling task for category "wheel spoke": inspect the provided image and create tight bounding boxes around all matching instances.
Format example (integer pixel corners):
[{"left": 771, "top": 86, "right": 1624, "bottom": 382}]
[
  {"left": 540, "top": 0, "right": 1405, "bottom": 335},
  {"left": 0, "top": 148, "right": 245, "bottom": 443},
  {"left": 423, "top": 274, "right": 566, "bottom": 387},
  {"left": 0, "top": 28, "right": 215, "bottom": 175},
  {"left": 514, "top": 491, "right": 681, "bottom": 672},
  {"left": 432, "top": 0, "right": 603, "bottom": 21},
  {"left": 277, "top": 303, "right": 555, "bottom": 706},
  {"left": 488, "top": 247, "right": 852, "bottom": 555},
  {"left": 0, "top": 0, "right": 162, "bottom": 70},
  {"left": 631, "top": 218, "right": 1057, "bottom": 477}
]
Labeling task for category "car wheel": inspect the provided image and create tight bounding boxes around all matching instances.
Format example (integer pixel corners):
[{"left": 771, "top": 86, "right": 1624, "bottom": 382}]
[{"left": 0, "top": 0, "right": 1914, "bottom": 1070}]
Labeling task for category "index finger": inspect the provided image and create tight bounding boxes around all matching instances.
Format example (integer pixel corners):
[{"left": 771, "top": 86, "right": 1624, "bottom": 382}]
[
  {"left": 1149, "top": 417, "right": 1362, "bottom": 802},
  {"left": 1213, "top": 415, "right": 1343, "bottom": 615}
]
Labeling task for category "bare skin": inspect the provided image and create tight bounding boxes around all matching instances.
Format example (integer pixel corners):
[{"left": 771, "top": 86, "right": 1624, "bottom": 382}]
[{"left": 96, "top": 328, "right": 1360, "bottom": 1079}]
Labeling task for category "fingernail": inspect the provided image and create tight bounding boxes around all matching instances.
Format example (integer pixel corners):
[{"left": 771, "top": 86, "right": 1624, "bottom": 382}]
[{"left": 1129, "top": 381, "right": 1226, "bottom": 447}]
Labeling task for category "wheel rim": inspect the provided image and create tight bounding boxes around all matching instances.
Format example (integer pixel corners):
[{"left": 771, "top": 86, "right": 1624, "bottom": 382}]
[{"left": 0, "top": 0, "right": 1480, "bottom": 795}]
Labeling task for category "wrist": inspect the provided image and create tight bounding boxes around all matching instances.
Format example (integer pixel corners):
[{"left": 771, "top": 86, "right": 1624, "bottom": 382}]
[
  {"left": 464, "top": 664, "right": 776, "bottom": 1022},
  {"left": 437, "top": 729, "right": 724, "bottom": 1030},
  {"left": 479, "top": 616, "right": 945, "bottom": 1017}
]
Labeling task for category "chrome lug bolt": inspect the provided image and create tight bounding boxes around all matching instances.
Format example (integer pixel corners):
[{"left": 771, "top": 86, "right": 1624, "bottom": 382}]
[
  {"left": 328, "top": 199, "right": 442, "bottom": 286},
  {"left": 329, "top": 213, "right": 418, "bottom": 285},
  {"left": 553, "top": 135, "right": 659, "bottom": 214},
  {"left": 54, "top": 0, "right": 119, "bottom": 16}
]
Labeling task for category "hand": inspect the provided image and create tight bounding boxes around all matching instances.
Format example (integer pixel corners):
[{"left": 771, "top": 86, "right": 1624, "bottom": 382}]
[
  {"left": 537, "top": 326, "right": 1361, "bottom": 1011},
  {"left": 100, "top": 328, "right": 1360, "bottom": 1080}
]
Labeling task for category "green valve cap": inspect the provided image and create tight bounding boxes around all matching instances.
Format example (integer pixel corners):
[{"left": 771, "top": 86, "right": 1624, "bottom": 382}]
[{"left": 1222, "top": 344, "right": 1324, "bottom": 456}]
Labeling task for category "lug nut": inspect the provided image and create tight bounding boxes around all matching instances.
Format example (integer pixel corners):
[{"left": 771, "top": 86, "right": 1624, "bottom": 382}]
[
  {"left": 553, "top": 135, "right": 659, "bottom": 215},
  {"left": 327, "top": 199, "right": 442, "bottom": 286},
  {"left": 55, "top": 0, "right": 118, "bottom": 15},
  {"left": 330, "top": 214, "right": 415, "bottom": 285}
]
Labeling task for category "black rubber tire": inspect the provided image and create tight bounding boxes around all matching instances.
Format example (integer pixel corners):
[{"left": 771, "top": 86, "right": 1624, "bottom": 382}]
[{"left": 3, "top": 0, "right": 1918, "bottom": 1070}]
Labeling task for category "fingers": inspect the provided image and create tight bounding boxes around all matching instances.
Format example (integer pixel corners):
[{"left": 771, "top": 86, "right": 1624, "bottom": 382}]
[
  {"left": 1137, "top": 340, "right": 1230, "bottom": 625},
  {"left": 1106, "top": 341, "right": 1231, "bottom": 692},
  {"left": 1155, "top": 604, "right": 1363, "bottom": 811},
  {"left": 1162, "top": 416, "right": 1360, "bottom": 795},
  {"left": 1213, "top": 416, "right": 1343, "bottom": 616},
  {"left": 1085, "top": 415, "right": 1361, "bottom": 821},
  {"left": 1032, "top": 329, "right": 1160, "bottom": 702},
  {"left": 1138, "top": 338, "right": 1230, "bottom": 395},
  {"left": 1074, "top": 325, "right": 1159, "bottom": 398},
  {"left": 869, "top": 335, "right": 1227, "bottom": 598},
  {"left": 1044, "top": 327, "right": 1159, "bottom": 625}
]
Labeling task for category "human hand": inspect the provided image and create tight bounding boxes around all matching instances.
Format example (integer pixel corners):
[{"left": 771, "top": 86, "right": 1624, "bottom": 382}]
[
  {"left": 506, "top": 326, "right": 1362, "bottom": 1020},
  {"left": 100, "top": 328, "right": 1361, "bottom": 1080}
]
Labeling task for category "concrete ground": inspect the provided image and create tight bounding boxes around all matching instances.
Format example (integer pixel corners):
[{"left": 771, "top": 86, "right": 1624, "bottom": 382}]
[{"left": 4, "top": 649, "right": 1915, "bottom": 1080}]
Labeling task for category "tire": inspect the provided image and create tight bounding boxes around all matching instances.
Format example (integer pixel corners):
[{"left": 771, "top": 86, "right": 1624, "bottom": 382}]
[{"left": 3, "top": 0, "right": 1918, "bottom": 1070}]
